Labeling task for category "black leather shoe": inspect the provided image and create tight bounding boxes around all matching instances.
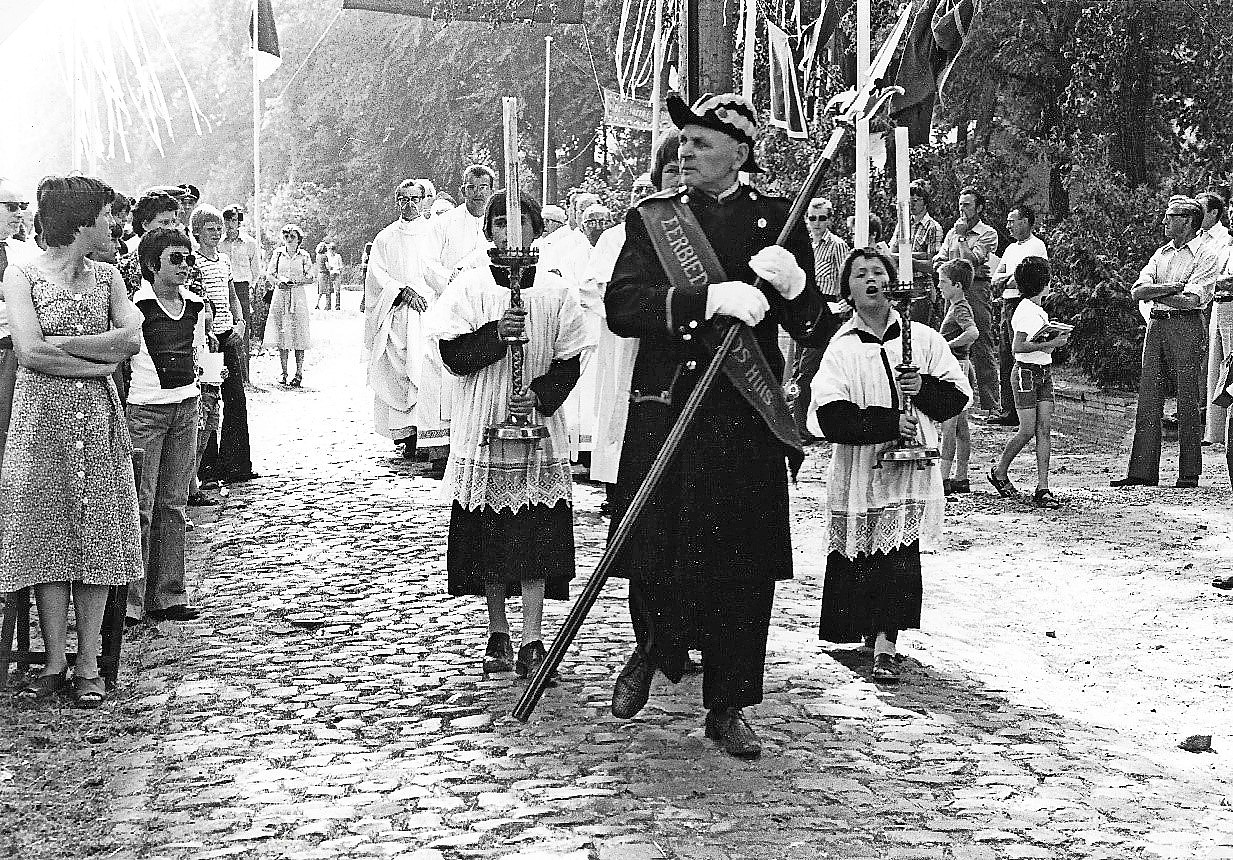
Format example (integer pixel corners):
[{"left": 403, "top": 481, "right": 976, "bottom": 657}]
[
  {"left": 1174, "top": 478, "right": 1199, "bottom": 488},
  {"left": 1110, "top": 477, "right": 1157, "bottom": 488},
  {"left": 611, "top": 647, "right": 655, "bottom": 718},
  {"left": 984, "top": 413, "right": 1019, "bottom": 427},
  {"left": 872, "top": 652, "right": 901, "bottom": 684},
  {"left": 483, "top": 632, "right": 515, "bottom": 674},
  {"left": 1213, "top": 576, "right": 1233, "bottom": 591},
  {"left": 515, "top": 640, "right": 556, "bottom": 686},
  {"left": 149, "top": 605, "right": 201, "bottom": 622},
  {"left": 187, "top": 491, "right": 219, "bottom": 507},
  {"left": 222, "top": 471, "right": 262, "bottom": 484},
  {"left": 704, "top": 708, "right": 762, "bottom": 759}
]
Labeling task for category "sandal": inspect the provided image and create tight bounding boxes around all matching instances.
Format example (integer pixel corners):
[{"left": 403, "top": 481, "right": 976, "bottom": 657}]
[
  {"left": 1032, "top": 488, "right": 1061, "bottom": 509},
  {"left": 71, "top": 675, "right": 106, "bottom": 709},
  {"left": 279, "top": 372, "right": 288, "bottom": 386},
  {"left": 988, "top": 466, "right": 1020, "bottom": 498},
  {"left": 16, "top": 669, "right": 67, "bottom": 702},
  {"left": 290, "top": 375, "right": 302, "bottom": 388}
]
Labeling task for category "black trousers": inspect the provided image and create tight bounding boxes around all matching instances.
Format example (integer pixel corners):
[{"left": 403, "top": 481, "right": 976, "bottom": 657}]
[
  {"left": 628, "top": 575, "right": 775, "bottom": 710},
  {"left": 199, "top": 329, "right": 252, "bottom": 479}
]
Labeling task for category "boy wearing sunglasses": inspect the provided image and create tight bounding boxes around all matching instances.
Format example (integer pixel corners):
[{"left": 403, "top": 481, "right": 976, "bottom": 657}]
[{"left": 125, "top": 228, "right": 212, "bottom": 624}]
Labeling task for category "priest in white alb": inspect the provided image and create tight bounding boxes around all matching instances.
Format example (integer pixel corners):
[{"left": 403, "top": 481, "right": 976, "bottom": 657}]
[{"left": 364, "top": 178, "right": 449, "bottom": 468}]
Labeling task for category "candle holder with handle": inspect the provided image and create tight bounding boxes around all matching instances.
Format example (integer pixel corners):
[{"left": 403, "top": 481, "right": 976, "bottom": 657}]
[
  {"left": 485, "top": 245, "right": 550, "bottom": 446},
  {"left": 877, "top": 280, "right": 939, "bottom": 468}
]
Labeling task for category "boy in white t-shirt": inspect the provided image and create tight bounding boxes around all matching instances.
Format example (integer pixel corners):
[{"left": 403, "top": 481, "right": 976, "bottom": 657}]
[{"left": 988, "top": 256, "right": 1069, "bottom": 507}]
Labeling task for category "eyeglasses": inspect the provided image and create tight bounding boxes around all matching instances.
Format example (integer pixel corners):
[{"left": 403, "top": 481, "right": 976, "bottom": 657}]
[
  {"left": 396, "top": 195, "right": 424, "bottom": 203},
  {"left": 544, "top": 218, "right": 565, "bottom": 226},
  {"left": 2, "top": 202, "right": 29, "bottom": 213},
  {"left": 166, "top": 252, "right": 196, "bottom": 266},
  {"left": 806, "top": 214, "right": 832, "bottom": 222}
]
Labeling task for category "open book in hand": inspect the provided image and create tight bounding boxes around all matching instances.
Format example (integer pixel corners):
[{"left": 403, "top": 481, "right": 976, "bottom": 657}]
[{"left": 1029, "top": 321, "right": 1073, "bottom": 344}]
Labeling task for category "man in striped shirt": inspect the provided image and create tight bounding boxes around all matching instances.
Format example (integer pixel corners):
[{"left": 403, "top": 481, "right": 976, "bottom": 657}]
[{"left": 789, "top": 196, "right": 848, "bottom": 439}]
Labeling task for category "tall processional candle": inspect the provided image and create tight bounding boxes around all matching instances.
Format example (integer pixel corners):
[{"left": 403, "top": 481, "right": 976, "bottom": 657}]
[
  {"left": 488, "top": 96, "right": 549, "bottom": 446},
  {"left": 895, "top": 125, "right": 912, "bottom": 285}
]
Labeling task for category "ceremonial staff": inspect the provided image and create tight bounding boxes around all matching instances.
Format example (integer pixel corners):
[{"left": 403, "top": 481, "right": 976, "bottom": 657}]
[{"left": 512, "top": 78, "right": 906, "bottom": 723}]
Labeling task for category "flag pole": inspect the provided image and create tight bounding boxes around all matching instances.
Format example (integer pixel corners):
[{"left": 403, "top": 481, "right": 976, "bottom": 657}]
[
  {"left": 70, "top": 7, "right": 81, "bottom": 171},
  {"left": 542, "top": 35, "right": 552, "bottom": 204},
  {"left": 854, "top": 0, "right": 870, "bottom": 247},
  {"left": 649, "top": 0, "right": 665, "bottom": 156},
  {"left": 252, "top": 1, "right": 263, "bottom": 248}
]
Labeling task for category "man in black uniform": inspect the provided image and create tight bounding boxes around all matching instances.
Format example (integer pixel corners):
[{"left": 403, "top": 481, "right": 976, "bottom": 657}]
[{"left": 605, "top": 93, "right": 838, "bottom": 758}]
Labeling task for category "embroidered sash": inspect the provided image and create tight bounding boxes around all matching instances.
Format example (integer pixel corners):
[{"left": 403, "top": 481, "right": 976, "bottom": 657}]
[{"left": 639, "top": 197, "right": 804, "bottom": 474}]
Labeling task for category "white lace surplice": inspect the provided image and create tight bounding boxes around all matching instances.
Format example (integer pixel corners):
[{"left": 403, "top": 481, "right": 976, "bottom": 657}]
[
  {"left": 810, "top": 319, "right": 971, "bottom": 559},
  {"left": 430, "top": 267, "right": 593, "bottom": 513}
]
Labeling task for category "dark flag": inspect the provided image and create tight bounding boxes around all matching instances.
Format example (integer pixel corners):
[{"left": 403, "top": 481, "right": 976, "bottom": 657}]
[
  {"left": 250, "top": 0, "right": 282, "bottom": 81},
  {"left": 797, "top": 0, "right": 848, "bottom": 85},
  {"left": 891, "top": 0, "right": 981, "bottom": 145},
  {"left": 767, "top": 20, "right": 809, "bottom": 139}
]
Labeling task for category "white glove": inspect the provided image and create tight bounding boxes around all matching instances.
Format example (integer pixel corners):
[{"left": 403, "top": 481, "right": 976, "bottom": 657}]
[
  {"left": 749, "top": 246, "right": 806, "bottom": 300},
  {"left": 705, "top": 280, "right": 770, "bottom": 327}
]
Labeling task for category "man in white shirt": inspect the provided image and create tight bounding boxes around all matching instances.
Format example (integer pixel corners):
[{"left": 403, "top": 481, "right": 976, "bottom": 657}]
[
  {"left": 221, "top": 205, "right": 264, "bottom": 379},
  {"left": 365, "top": 179, "right": 450, "bottom": 468},
  {"left": 1113, "top": 197, "right": 1219, "bottom": 488},
  {"left": 987, "top": 204, "right": 1049, "bottom": 426},
  {"left": 325, "top": 243, "right": 344, "bottom": 310},
  {"left": 1197, "top": 192, "right": 1233, "bottom": 443}
]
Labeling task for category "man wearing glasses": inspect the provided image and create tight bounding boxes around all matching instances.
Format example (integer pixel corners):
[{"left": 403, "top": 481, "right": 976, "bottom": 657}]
[
  {"left": 1112, "top": 197, "right": 1220, "bottom": 489},
  {"left": 430, "top": 165, "right": 497, "bottom": 282},
  {"left": 221, "top": 206, "right": 264, "bottom": 380},
  {"left": 0, "top": 178, "right": 34, "bottom": 460},
  {"left": 365, "top": 179, "right": 450, "bottom": 469},
  {"left": 787, "top": 196, "right": 848, "bottom": 439}
]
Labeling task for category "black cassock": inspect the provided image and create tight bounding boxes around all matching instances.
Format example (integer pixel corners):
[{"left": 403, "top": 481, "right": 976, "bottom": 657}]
[{"left": 605, "top": 183, "right": 839, "bottom": 709}]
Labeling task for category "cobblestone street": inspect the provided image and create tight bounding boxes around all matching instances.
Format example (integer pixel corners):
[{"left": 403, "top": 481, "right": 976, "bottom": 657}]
[{"left": 4, "top": 305, "right": 1233, "bottom": 860}]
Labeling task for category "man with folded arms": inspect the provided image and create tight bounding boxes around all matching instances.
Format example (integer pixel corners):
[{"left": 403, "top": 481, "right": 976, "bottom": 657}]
[{"left": 1113, "top": 197, "right": 1219, "bottom": 489}]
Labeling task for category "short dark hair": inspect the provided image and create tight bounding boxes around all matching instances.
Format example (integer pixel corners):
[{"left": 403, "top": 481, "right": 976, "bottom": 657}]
[
  {"left": 1197, "top": 192, "right": 1226, "bottom": 216},
  {"left": 138, "top": 227, "right": 191, "bottom": 283},
  {"left": 37, "top": 175, "right": 115, "bottom": 248},
  {"left": 132, "top": 191, "right": 180, "bottom": 236},
  {"left": 482, "top": 191, "right": 544, "bottom": 241},
  {"left": 940, "top": 259, "right": 974, "bottom": 292},
  {"left": 650, "top": 131, "right": 681, "bottom": 190},
  {"left": 222, "top": 205, "right": 244, "bottom": 221},
  {"left": 909, "top": 180, "right": 931, "bottom": 209},
  {"left": 1015, "top": 255, "right": 1051, "bottom": 299},
  {"left": 958, "top": 186, "right": 985, "bottom": 208},
  {"left": 1010, "top": 204, "right": 1036, "bottom": 227},
  {"left": 110, "top": 192, "right": 133, "bottom": 216},
  {"left": 462, "top": 164, "right": 497, "bottom": 186},
  {"left": 838, "top": 246, "right": 899, "bottom": 300}
]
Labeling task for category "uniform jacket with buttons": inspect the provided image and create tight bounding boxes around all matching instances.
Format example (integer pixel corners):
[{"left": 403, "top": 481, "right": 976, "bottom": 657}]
[{"left": 604, "top": 182, "right": 840, "bottom": 586}]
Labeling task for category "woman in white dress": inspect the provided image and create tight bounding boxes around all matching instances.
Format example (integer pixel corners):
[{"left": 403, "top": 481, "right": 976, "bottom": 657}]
[{"left": 264, "top": 224, "right": 314, "bottom": 386}]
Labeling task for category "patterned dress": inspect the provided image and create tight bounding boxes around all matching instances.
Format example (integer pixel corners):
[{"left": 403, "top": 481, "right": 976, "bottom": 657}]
[{"left": 0, "top": 263, "right": 143, "bottom": 589}]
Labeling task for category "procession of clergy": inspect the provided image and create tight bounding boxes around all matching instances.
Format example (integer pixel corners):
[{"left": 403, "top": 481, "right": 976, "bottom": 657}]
[{"left": 360, "top": 92, "right": 971, "bottom": 760}]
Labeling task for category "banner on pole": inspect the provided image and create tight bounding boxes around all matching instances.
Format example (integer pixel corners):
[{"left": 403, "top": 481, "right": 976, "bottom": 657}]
[
  {"left": 340, "top": 0, "right": 585, "bottom": 24},
  {"left": 251, "top": 0, "right": 282, "bottom": 81},
  {"left": 603, "top": 88, "right": 673, "bottom": 132}
]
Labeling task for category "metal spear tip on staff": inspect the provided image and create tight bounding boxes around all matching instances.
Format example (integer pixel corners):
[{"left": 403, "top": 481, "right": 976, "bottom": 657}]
[{"left": 510, "top": 77, "right": 911, "bottom": 725}]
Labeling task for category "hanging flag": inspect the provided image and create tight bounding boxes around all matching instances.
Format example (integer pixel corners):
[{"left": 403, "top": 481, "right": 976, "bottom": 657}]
[
  {"left": 766, "top": 20, "right": 808, "bottom": 139},
  {"left": 250, "top": 0, "right": 282, "bottom": 81},
  {"left": 797, "top": 0, "right": 847, "bottom": 85},
  {"left": 740, "top": 0, "right": 756, "bottom": 101},
  {"left": 339, "top": 0, "right": 586, "bottom": 24},
  {"left": 891, "top": 0, "right": 981, "bottom": 145}
]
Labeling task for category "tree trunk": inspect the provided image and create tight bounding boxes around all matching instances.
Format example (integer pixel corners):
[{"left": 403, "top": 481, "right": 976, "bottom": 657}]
[
  {"left": 1111, "top": 2, "right": 1155, "bottom": 186},
  {"left": 679, "top": 0, "right": 737, "bottom": 99}
]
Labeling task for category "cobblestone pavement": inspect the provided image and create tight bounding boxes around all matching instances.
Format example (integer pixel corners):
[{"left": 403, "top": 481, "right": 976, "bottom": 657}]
[{"left": 4, "top": 304, "right": 1233, "bottom": 860}]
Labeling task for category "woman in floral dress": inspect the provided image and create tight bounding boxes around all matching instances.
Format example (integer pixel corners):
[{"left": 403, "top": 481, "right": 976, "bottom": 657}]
[
  {"left": 0, "top": 175, "right": 144, "bottom": 707},
  {"left": 264, "top": 224, "right": 314, "bottom": 386}
]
